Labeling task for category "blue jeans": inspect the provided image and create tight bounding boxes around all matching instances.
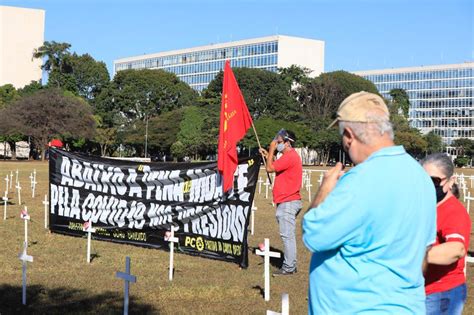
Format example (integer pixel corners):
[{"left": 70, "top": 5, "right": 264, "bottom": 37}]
[
  {"left": 276, "top": 200, "right": 302, "bottom": 271},
  {"left": 426, "top": 283, "right": 467, "bottom": 315}
]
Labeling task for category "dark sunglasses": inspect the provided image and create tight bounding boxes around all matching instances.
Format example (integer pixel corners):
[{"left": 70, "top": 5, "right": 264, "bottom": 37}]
[{"left": 431, "top": 176, "right": 446, "bottom": 186}]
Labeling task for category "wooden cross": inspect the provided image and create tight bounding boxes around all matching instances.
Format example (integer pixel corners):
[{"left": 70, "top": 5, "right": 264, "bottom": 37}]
[
  {"left": 267, "top": 293, "right": 289, "bottom": 315},
  {"left": 15, "top": 169, "right": 18, "bottom": 185},
  {"left": 29, "top": 173, "right": 34, "bottom": 189},
  {"left": 250, "top": 202, "right": 257, "bottom": 236},
  {"left": 31, "top": 178, "right": 37, "bottom": 198},
  {"left": 306, "top": 182, "right": 313, "bottom": 202},
  {"left": 20, "top": 206, "right": 30, "bottom": 245},
  {"left": 18, "top": 241, "right": 33, "bottom": 305},
  {"left": 5, "top": 175, "right": 9, "bottom": 195},
  {"left": 16, "top": 182, "right": 22, "bottom": 205},
  {"left": 256, "top": 238, "right": 281, "bottom": 301},
  {"left": 3, "top": 191, "right": 8, "bottom": 220},
  {"left": 83, "top": 220, "right": 96, "bottom": 264},
  {"left": 9, "top": 171, "right": 13, "bottom": 189},
  {"left": 42, "top": 194, "right": 49, "bottom": 229},
  {"left": 116, "top": 256, "right": 137, "bottom": 315},
  {"left": 264, "top": 179, "right": 270, "bottom": 199},
  {"left": 258, "top": 177, "right": 263, "bottom": 194},
  {"left": 164, "top": 226, "right": 179, "bottom": 281}
]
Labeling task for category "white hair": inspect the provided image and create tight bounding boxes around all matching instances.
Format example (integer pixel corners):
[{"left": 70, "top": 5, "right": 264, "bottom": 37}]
[{"left": 338, "top": 111, "right": 394, "bottom": 145}]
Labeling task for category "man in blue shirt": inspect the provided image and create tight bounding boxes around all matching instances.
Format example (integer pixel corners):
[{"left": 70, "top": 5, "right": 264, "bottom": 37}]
[{"left": 302, "top": 92, "right": 436, "bottom": 314}]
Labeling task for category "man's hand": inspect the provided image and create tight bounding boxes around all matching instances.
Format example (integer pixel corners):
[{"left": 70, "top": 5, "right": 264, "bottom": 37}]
[
  {"left": 308, "top": 162, "right": 345, "bottom": 210},
  {"left": 259, "top": 148, "right": 268, "bottom": 159}
]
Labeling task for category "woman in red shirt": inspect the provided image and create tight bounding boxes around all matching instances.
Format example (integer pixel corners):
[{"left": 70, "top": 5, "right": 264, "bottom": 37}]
[{"left": 421, "top": 153, "right": 471, "bottom": 315}]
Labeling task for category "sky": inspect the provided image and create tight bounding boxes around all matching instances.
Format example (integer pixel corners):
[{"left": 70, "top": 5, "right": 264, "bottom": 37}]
[{"left": 1, "top": 0, "right": 473, "bottom": 76}]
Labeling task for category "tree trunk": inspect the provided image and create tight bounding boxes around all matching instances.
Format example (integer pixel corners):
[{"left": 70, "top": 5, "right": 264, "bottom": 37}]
[{"left": 7, "top": 141, "right": 16, "bottom": 160}]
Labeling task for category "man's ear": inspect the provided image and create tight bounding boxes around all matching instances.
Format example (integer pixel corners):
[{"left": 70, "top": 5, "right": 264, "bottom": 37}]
[{"left": 343, "top": 127, "right": 355, "bottom": 144}]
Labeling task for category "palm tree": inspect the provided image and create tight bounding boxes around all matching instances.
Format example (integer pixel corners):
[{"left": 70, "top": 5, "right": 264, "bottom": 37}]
[{"left": 33, "top": 41, "right": 71, "bottom": 72}]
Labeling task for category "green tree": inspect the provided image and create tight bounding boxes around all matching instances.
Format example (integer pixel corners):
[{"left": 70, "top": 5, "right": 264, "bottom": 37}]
[
  {"left": 423, "top": 131, "right": 444, "bottom": 154},
  {"left": 18, "top": 80, "right": 43, "bottom": 97},
  {"left": 0, "top": 88, "right": 96, "bottom": 160},
  {"left": 0, "top": 84, "right": 19, "bottom": 108},
  {"left": 203, "top": 68, "right": 300, "bottom": 120},
  {"left": 452, "top": 138, "right": 474, "bottom": 157},
  {"left": 454, "top": 156, "right": 470, "bottom": 168},
  {"left": 172, "top": 106, "right": 206, "bottom": 160},
  {"left": 389, "top": 88, "right": 410, "bottom": 117},
  {"left": 33, "top": 41, "right": 71, "bottom": 72},
  {"left": 104, "top": 69, "right": 197, "bottom": 123}
]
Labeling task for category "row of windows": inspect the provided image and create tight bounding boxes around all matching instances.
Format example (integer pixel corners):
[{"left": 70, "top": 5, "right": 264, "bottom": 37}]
[
  {"left": 408, "top": 99, "right": 473, "bottom": 110},
  {"left": 376, "top": 79, "right": 474, "bottom": 92},
  {"left": 428, "top": 128, "right": 474, "bottom": 141},
  {"left": 411, "top": 109, "right": 474, "bottom": 118},
  {"left": 161, "top": 54, "right": 278, "bottom": 76},
  {"left": 411, "top": 118, "right": 473, "bottom": 127},
  {"left": 180, "top": 65, "right": 279, "bottom": 87},
  {"left": 365, "top": 68, "right": 473, "bottom": 83},
  {"left": 115, "top": 41, "right": 279, "bottom": 71}
]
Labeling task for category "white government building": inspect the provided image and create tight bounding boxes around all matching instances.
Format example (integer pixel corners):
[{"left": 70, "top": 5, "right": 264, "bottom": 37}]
[
  {"left": 0, "top": 6, "right": 45, "bottom": 88},
  {"left": 114, "top": 35, "right": 325, "bottom": 91},
  {"left": 355, "top": 62, "right": 474, "bottom": 146}
]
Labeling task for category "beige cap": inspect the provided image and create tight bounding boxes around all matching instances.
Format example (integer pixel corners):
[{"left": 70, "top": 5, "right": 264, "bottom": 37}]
[{"left": 328, "top": 91, "right": 389, "bottom": 128}]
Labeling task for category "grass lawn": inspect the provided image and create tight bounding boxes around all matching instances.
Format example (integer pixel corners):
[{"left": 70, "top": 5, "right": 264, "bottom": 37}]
[{"left": 0, "top": 161, "right": 473, "bottom": 314}]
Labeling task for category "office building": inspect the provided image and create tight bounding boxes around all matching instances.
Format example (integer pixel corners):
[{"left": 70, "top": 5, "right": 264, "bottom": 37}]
[
  {"left": 0, "top": 6, "right": 45, "bottom": 88},
  {"left": 354, "top": 62, "right": 474, "bottom": 145},
  {"left": 114, "top": 35, "right": 325, "bottom": 91}
]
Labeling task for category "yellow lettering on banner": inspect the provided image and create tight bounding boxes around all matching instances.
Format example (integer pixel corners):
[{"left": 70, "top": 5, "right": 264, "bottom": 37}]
[
  {"left": 233, "top": 244, "right": 242, "bottom": 256},
  {"left": 223, "top": 243, "right": 233, "bottom": 254},
  {"left": 247, "top": 159, "right": 254, "bottom": 166},
  {"left": 183, "top": 180, "right": 192, "bottom": 193},
  {"left": 185, "top": 236, "right": 196, "bottom": 248},
  {"left": 196, "top": 237, "right": 205, "bottom": 251}
]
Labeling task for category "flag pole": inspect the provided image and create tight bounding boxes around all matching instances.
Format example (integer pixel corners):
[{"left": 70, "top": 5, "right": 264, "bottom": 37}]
[{"left": 251, "top": 122, "right": 273, "bottom": 185}]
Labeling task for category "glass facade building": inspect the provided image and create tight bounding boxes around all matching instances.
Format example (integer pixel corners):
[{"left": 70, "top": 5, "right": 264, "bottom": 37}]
[
  {"left": 114, "top": 35, "right": 324, "bottom": 92},
  {"left": 354, "top": 62, "right": 474, "bottom": 145}
]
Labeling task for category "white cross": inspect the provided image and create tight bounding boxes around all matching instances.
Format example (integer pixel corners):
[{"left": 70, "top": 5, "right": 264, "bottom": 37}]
[
  {"left": 250, "top": 202, "right": 257, "bottom": 236},
  {"left": 258, "top": 177, "right": 263, "bottom": 194},
  {"left": 18, "top": 241, "right": 33, "bottom": 305},
  {"left": 264, "top": 179, "right": 270, "bottom": 199},
  {"left": 267, "top": 293, "right": 289, "bottom": 315},
  {"left": 116, "top": 256, "right": 137, "bottom": 315},
  {"left": 5, "top": 175, "right": 9, "bottom": 195},
  {"left": 31, "top": 179, "right": 37, "bottom": 198},
  {"left": 15, "top": 169, "right": 18, "bottom": 185},
  {"left": 20, "top": 206, "right": 30, "bottom": 246},
  {"left": 164, "top": 226, "right": 179, "bottom": 281},
  {"left": 16, "top": 182, "right": 22, "bottom": 205},
  {"left": 318, "top": 173, "right": 324, "bottom": 186},
  {"left": 42, "top": 194, "right": 49, "bottom": 229},
  {"left": 29, "top": 173, "right": 34, "bottom": 189},
  {"left": 3, "top": 191, "right": 8, "bottom": 220},
  {"left": 306, "top": 183, "right": 313, "bottom": 202},
  {"left": 83, "top": 220, "right": 96, "bottom": 264},
  {"left": 9, "top": 171, "right": 13, "bottom": 189},
  {"left": 256, "top": 238, "right": 281, "bottom": 301}
]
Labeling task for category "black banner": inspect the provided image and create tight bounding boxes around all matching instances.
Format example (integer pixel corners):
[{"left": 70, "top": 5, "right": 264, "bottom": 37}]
[{"left": 48, "top": 149, "right": 260, "bottom": 267}]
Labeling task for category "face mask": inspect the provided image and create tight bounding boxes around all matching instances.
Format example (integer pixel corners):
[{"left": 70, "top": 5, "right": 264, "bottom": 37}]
[
  {"left": 276, "top": 143, "right": 285, "bottom": 152},
  {"left": 435, "top": 184, "right": 447, "bottom": 203}
]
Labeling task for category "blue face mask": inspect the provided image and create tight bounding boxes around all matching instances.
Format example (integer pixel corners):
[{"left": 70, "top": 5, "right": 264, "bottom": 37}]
[{"left": 276, "top": 143, "right": 285, "bottom": 152}]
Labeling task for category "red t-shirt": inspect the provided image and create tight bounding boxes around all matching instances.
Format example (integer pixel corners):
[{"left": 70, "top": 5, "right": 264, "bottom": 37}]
[
  {"left": 425, "top": 196, "right": 471, "bottom": 295},
  {"left": 272, "top": 149, "right": 302, "bottom": 204}
]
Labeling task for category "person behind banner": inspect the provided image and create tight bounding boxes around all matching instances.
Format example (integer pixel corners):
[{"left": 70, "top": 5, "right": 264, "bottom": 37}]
[
  {"left": 259, "top": 129, "right": 302, "bottom": 276},
  {"left": 421, "top": 153, "right": 471, "bottom": 315},
  {"left": 302, "top": 92, "right": 436, "bottom": 314}
]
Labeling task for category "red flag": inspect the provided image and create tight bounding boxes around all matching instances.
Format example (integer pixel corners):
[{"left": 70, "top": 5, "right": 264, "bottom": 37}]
[{"left": 218, "top": 61, "right": 253, "bottom": 192}]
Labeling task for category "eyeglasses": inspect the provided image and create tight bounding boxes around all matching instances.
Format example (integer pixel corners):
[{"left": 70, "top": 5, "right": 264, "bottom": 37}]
[{"left": 431, "top": 176, "right": 446, "bottom": 186}]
